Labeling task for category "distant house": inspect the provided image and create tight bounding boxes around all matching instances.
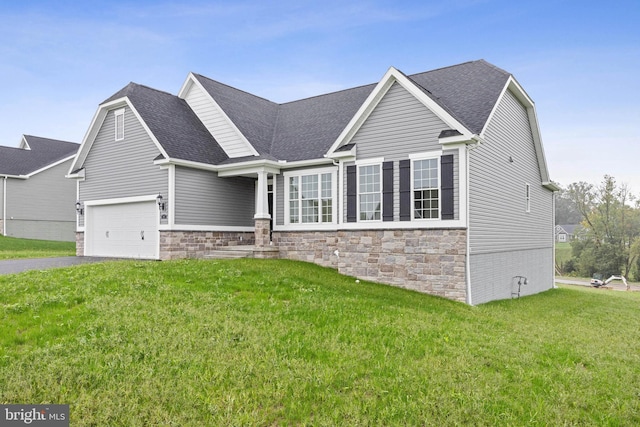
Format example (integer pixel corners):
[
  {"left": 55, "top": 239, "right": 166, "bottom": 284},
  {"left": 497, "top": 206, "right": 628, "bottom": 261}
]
[
  {"left": 68, "top": 60, "right": 558, "bottom": 304},
  {"left": 0, "top": 135, "right": 79, "bottom": 241},
  {"left": 555, "top": 224, "right": 582, "bottom": 242}
]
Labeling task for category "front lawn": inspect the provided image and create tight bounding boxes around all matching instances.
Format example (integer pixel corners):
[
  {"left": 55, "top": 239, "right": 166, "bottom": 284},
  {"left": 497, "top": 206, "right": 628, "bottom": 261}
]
[
  {"left": 1, "top": 259, "right": 639, "bottom": 425},
  {"left": 0, "top": 235, "right": 75, "bottom": 259}
]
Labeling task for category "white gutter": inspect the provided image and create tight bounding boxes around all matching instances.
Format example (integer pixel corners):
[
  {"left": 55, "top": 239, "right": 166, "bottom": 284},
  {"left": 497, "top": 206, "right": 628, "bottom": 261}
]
[{"left": 154, "top": 156, "right": 336, "bottom": 175}]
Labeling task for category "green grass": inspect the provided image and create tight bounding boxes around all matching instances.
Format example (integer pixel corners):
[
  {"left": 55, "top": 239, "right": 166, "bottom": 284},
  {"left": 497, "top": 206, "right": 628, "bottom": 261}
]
[
  {"left": 0, "top": 235, "right": 75, "bottom": 259},
  {"left": 1, "top": 259, "right": 639, "bottom": 425},
  {"left": 555, "top": 242, "right": 572, "bottom": 265}
]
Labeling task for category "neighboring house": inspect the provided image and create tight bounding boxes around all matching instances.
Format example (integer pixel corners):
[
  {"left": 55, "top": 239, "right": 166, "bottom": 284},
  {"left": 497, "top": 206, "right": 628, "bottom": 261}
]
[
  {"left": 555, "top": 224, "right": 582, "bottom": 242},
  {"left": 68, "top": 60, "right": 558, "bottom": 304},
  {"left": 1, "top": 135, "right": 79, "bottom": 241}
]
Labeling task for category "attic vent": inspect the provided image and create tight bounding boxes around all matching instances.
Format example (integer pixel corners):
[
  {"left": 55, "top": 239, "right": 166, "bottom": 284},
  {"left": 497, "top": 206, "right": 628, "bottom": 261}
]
[{"left": 114, "top": 108, "right": 125, "bottom": 141}]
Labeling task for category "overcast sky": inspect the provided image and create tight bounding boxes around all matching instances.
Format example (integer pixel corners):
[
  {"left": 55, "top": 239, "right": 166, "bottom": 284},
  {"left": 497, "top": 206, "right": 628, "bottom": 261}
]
[{"left": 0, "top": 1, "right": 638, "bottom": 192}]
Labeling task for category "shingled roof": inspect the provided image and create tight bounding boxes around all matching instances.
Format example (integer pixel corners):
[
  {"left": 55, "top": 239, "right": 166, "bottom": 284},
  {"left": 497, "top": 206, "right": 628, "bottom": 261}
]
[
  {"left": 102, "top": 59, "right": 511, "bottom": 165},
  {"left": 0, "top": 136, "right": 79, "bottom": 176},
  {"left": 103, "top": 83, "right": 229, "bottom": 165}
]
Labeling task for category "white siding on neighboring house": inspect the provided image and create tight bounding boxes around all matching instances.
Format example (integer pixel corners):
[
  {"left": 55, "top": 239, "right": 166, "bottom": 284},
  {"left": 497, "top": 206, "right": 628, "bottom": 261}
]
[
  {"left": 174, "top": 166, "right": 255, "bottom": 227},
  {"left": 79, "top": 107, "right": 168, "bottom": 202},
  {"left": 468, "top": 89, "right": 554, "bottom": 304},
  {"left": 182, "top": 82, "right": 256, "bottom": 158}
]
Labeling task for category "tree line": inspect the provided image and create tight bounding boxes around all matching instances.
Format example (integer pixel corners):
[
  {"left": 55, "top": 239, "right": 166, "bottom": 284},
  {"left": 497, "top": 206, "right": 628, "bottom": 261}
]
[{"left": 556, "top": 175, "right": 640, "bottom": 280}]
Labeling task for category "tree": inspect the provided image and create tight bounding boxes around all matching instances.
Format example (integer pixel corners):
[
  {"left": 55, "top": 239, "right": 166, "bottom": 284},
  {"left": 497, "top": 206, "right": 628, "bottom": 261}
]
[
  {"left": 568, "top": 175, "right": 640, "bottom": 278},
  {"left": 555, "top": 185, "right": 583, "bottom": 225}
]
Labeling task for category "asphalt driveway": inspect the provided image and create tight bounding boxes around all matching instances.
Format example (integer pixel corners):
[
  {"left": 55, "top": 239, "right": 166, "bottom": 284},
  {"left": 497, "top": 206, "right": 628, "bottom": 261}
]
[{"left": 0, "top": 257, "right": 119, "bottom": 275}]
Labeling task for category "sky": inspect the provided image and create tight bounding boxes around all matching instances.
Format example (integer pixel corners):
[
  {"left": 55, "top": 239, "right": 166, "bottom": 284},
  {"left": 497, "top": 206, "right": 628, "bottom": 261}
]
[{"left": 0, "top": 0, "right": 638, "bottom": 192}]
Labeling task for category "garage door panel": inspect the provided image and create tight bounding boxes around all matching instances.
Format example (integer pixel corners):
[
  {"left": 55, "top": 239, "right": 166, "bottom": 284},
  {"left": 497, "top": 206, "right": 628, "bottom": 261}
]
[{"left": 86, "top": 201, "right": 158, "bottom": 259}]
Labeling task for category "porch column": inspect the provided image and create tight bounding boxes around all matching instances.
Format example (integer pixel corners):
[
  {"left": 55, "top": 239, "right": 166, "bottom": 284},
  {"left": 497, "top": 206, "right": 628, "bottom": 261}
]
[{"left": 254, "top": 170, "right": 271, "bottom": 247}]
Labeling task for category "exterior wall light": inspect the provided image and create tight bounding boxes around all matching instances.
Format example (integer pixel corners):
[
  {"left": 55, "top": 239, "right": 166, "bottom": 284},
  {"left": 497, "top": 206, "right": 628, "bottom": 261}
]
[
  {"left": 75, "top": 201, "right": 84, "bottom": 215},
  {"left": 156, "top": 194, "right": 165, "bottom": 211}
]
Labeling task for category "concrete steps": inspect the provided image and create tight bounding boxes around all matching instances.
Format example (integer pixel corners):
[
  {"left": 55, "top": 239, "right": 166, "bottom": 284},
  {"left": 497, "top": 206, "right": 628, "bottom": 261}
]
[
  {"left": 205, "top": 246, "right": 255, "bottom": 259},
  {"left": 205, "top": 245, "right": 280, "bottom": 260}
]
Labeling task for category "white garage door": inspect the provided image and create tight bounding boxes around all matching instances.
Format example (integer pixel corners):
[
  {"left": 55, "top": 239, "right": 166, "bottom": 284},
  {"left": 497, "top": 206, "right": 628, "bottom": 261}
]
[{"left": 86, "top": 201, "right": 158, "bottom": 259}]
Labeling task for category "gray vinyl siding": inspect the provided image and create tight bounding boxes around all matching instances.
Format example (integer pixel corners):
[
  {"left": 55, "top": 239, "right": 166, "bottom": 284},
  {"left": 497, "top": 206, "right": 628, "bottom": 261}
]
[
  {"left": 3, "top": 160, "right": 76, "bottom": 241},
  {"left": 174, "top": 166, "right": 255, "bottom": 226},
  {"left": 468, "top": 89, "right": 554, "bottom": 304},
  {"left": 4, "top": 220, "right": 75, "bottom": 242},
  {"left": 79, "top": 107, "right": 168, "bottom": 201},
  {"left": 469, "top": 89, "right": 553, "bottom": 253},
  {"left": 352, "top": 82, "right": 444, "bottom": 160}
]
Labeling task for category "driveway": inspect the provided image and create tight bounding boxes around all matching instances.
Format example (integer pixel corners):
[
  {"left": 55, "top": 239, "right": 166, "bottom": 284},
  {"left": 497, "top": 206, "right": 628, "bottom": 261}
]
[{"left": 0, "top": 257, "right": 119, "bottom": 275}]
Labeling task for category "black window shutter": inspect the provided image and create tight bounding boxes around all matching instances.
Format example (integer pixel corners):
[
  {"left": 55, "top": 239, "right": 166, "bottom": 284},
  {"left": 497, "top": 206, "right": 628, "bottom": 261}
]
[
  {"left": 346, "top": 165, "right": 357, "bottom": 222},
  {"left": 399, "top": 159, "right": 411, "bottom": 221},
  {"left": 382, "top": 161, "right": 394, "bottom": 221},
  {"left": 441, "top": 154, "right": 454, "bottom": 219}
]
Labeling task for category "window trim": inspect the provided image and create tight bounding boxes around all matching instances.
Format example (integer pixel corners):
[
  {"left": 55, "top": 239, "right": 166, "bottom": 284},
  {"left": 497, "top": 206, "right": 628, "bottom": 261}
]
[
  {"left": 410, "top": 152, "right": 441, "bottom": 221},
  {"left": 356, "top": 158, "right": 384, "bottom": 222},
  {"left": 283, "top": 167, "right": 337, "bottom": 226},
  {"left": 114, "top": 108, "right": 125, "bottom": 141}
]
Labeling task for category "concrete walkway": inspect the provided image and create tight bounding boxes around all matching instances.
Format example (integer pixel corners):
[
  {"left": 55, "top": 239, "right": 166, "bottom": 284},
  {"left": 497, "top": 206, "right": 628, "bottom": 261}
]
[{"left": 0, "top": 257, "right": 118, "bottom": 275}]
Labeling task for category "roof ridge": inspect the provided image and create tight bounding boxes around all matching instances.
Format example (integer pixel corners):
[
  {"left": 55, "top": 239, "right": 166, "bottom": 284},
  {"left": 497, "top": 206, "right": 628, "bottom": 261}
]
[
  {"left": 279, "top": 81, "right": 376, "bottom": 106},
  {"left": 406, "top": 59, "right": 482, "bottom": 78},
  {"left": 192, "top": 73, "right": 278, "bottom": 106},
  {"left": 23, "top": 135, "right": 79, "bottom": 145}
]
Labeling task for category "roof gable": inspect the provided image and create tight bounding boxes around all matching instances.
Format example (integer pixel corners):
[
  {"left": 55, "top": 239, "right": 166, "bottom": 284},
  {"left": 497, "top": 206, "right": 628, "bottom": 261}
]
[
  {"left": 186, "top": 73, "right": 278, "bottom": 158},
  {"left": 70, "top": 83, "right": 229, "bottom": 173},
  {"left": 178, "top": 74, "right": 260, "bottom": 158},
  {"left": 326, "top": 64, "right": 485, "bottom": 156}
]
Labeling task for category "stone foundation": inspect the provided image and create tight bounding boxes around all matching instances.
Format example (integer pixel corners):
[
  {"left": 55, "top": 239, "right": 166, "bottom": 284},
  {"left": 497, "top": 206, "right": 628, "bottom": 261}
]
[
  {"left": 273, "top": 228, "right": 467, "bottom": 302},
  {"left": 76, "top": 232, "right": 84, "bottom": 256},
  {"left": 0, "top": 219, "right": 3, "bottom": 235},
  {"left": 159, "top": 230, "right": 255, "bottom": 260},
  {"left": 254, "top": 218, "right": 271, "bottom": 248},
  {"left": 75, "top": 226, "right": 468, "bottom": 302}
]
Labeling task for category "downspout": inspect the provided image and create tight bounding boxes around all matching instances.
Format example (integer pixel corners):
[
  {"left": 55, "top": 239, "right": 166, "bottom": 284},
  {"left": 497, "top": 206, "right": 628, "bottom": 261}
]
[
  {"left": 2, "top": 176, "right": 6, "bottom": 236},
  {"left": 465, "top": 145, "right": 472, "bottom": 305},
  {"left": 465, "top": 136, "right": 483, "bottom": 306},
  {"left": 552, "top": 190, "right": 557, "bottom": 288}
]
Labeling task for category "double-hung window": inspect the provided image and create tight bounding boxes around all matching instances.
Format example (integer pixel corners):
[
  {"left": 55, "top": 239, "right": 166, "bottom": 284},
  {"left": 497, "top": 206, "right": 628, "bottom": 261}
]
[
  {"left": 286, "top": 169, "right": 335, "bottom": 224},
  {"left": 358, "top": 163, "right": 381, "bottom": 221},
  {"left": 413, "top": 157, "right": 439, "bottom": 219},
  {"left": 114, "top": 108, "right": 125, "bottom": 141}
]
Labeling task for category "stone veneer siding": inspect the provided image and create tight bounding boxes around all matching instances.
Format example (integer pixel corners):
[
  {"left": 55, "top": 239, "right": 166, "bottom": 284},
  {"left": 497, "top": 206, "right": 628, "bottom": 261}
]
[
  {"left": 273, "top": 228, "right": 467, "bottom": 302},
  {"left": 159, "top": 230, "right": 255, "bottom": 260}
]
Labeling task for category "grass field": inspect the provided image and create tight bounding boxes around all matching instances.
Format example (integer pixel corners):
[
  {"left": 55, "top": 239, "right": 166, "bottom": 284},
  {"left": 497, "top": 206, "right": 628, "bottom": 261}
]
[
  {"left": 1, "top": 258, "right": 639, "bottom": 425},
  {"left": 0, "top": 235, "right": 75, "bottom": 259},
  {"left": 555, "top": 242, "right": 572, "bottom": 265}
]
